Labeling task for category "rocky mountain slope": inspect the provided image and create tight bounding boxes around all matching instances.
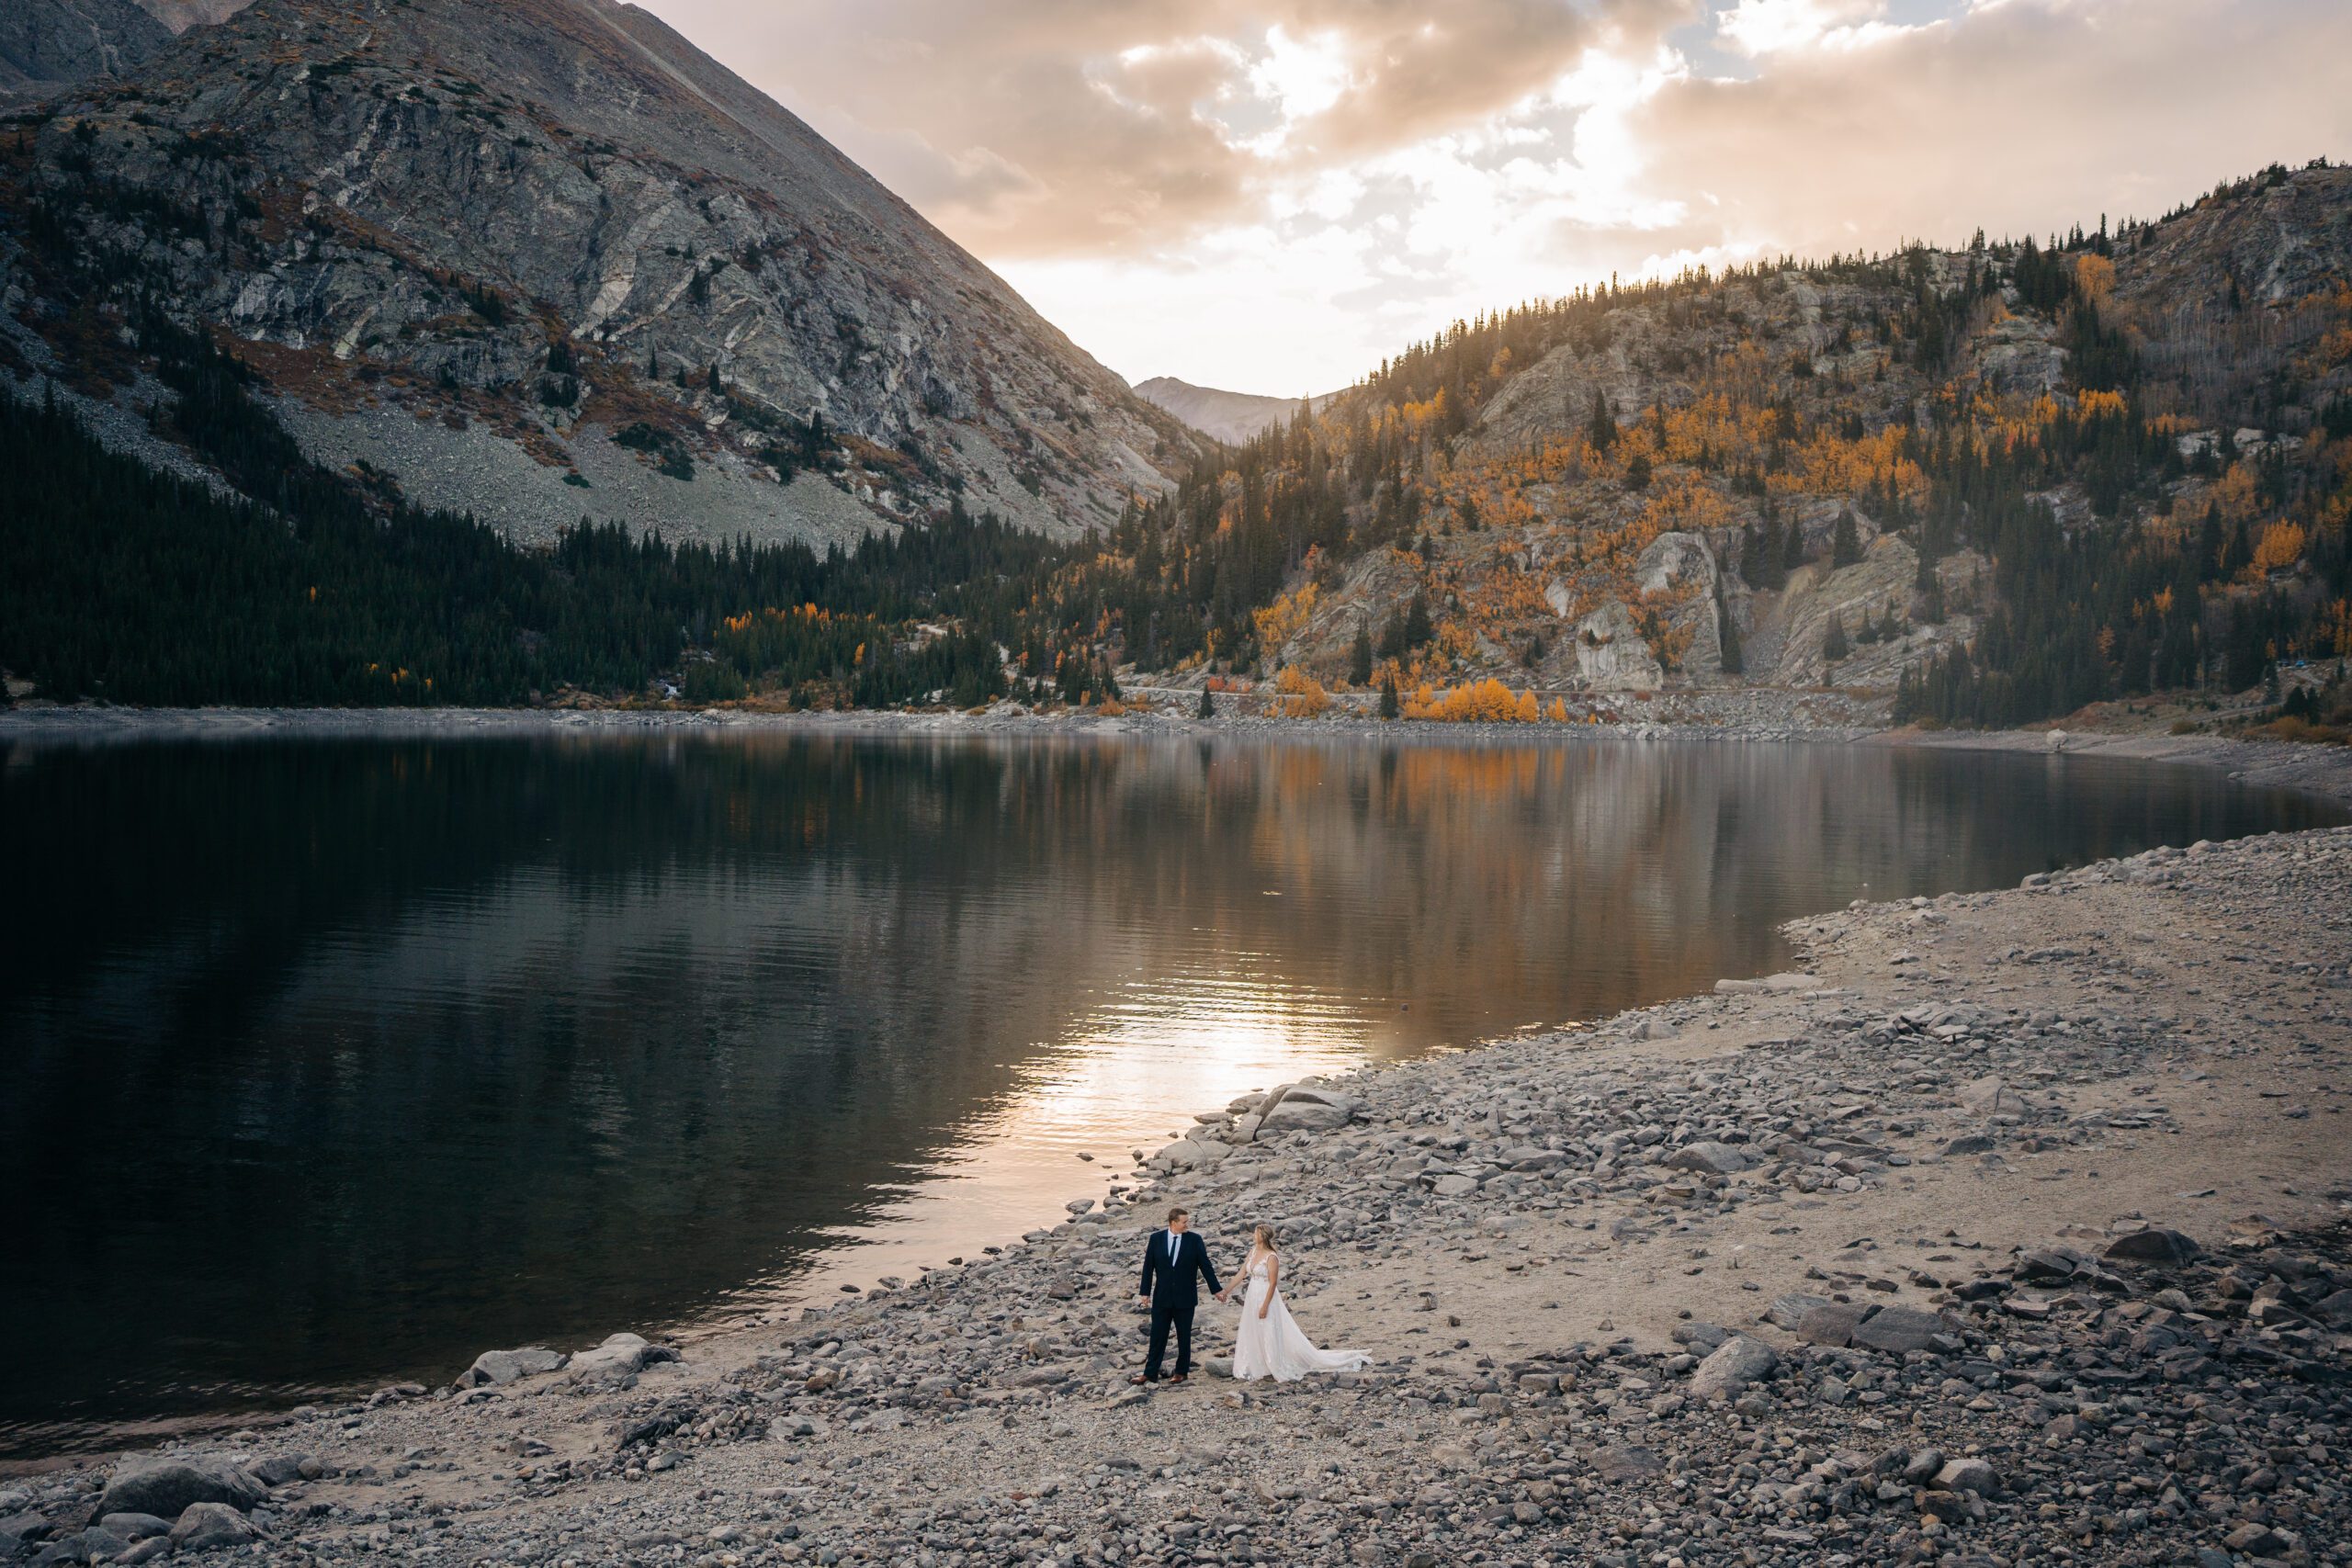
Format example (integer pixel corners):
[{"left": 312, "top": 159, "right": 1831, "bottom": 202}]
[
  {"left": 1, "top": 0, "right": 1205, "bottom": 546},
  {"left": 1134, "top": 375, "right": 1329, "bottom": 445},
  {"left": 1151, "top": 163, "right": 2350, "bottom": 722},
  {"left": 0, "top": 0, "right": 172, "bottom": 104}
]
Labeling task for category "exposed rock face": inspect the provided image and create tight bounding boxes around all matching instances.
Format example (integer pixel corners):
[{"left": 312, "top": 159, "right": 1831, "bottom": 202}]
[
  {"left": 5, "top": 0, "right": 1204, "bottom": 545},
  {"left": 1134, "top": 377, "right": 1329, "bottom": 445},
  {"left": 1635, "top": 529, "right": 1729, "bottom": 676},
  {"left": 1761, "top": 535, "right": 1925, "bottom": 687},
  {"left": 1566, "top": 599, "right": 1663, "bottom": 690},
  {"left": 0, "top": 0, "right": 171, "bottom": 102}
]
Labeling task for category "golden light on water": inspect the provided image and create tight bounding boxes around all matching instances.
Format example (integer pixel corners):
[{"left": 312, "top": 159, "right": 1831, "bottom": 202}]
[{"left": 718, "top": 956, "right": 1388, "bottom": 1316}]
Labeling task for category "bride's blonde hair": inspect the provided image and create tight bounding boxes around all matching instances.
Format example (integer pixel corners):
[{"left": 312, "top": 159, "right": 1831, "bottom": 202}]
[{"left": 1253, "top": 1224, "right": 1277, "bottom": 1250}]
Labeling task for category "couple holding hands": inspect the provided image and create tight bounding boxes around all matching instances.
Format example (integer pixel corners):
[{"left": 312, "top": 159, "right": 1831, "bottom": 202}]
[{"left": 1129, "top": 1206, "right": 1370, "bottom": 1386}]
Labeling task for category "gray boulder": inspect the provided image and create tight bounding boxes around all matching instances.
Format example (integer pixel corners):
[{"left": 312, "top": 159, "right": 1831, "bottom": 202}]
[
  {"left": 1792, "top": 1303, "right": 1865, "bottom": 1348},
  {"left": 97, "top": 1457, "right": 264, "bottom": 1521},
  {"left": 1589, "top": 1446, "right": 1664, "bottom": 1483},
  {"left": 96, "top": 1516, "right": 170, "bottom": 1543},
  {"left": 1670, "top": 1322, "right": 1729, "bottom": 1354},
  {"left": 1764, "top": 1292, "right": 1832, "bottom": 1329},
  {"left": 2102, "top": 1227, "right": 2199, "bottom": 1266},
  {"left": 1849, "top": 1305, "right": 1949, "bottom": 1354},
  {"left": 1961, "top": 1076, "right": 2030, "bottom": 1117},
  {"left": 169, "top": 1504, "right": 260, "bottom": 1552},
  {"left": 1932, "top": 1457, "right": 2001, "bottom": 1496},
  {"left": 42, "top": 1526, "right": 129, "bottom": 1564},
  {"left": 1255, "top": 1085, "right": 1359, "bottom": 1133},
  {"left": 1689, "top": 1334, "right": 1779, "bottom": 1399},
  {"left": 1665, "top": 1141, "right": 1751, "bottom": 1176},
  {"left": 458, "top": 1346, "right": 568, "bottom": 1387},
  {"left": 566, "top": 1332, "right": 680, "bottom": 1385},
  {"left": 245, "top": 1457, "right": 307, "bottom": 1488}
]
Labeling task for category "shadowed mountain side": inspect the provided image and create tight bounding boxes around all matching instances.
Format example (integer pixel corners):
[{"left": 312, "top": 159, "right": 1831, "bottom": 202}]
[
  {"left": 3, "top": 0, "right": 1205, "bottom": 545},
  {"left": 0, "top": 0, "right": 171, "bottom": 103}
]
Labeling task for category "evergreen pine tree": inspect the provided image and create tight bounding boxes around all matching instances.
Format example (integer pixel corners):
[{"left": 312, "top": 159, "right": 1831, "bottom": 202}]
[
  {"left": 1823, "top": 617, "right": 1849, "bottom": 663},
  {"left": 1404, "top": 592, "right": 1433, "bottom": 649},
  {"left": 2197, "top": 503, "right": 2223, "bottom": 579},
  {"left": 1623, "top": 451, "right": 1652, "bottom": 491},
  {"left": 1586, "top": 388, "right": 1616, "bottom": 452},
  {"left": 1198, "top": 684, "right": 1215, "bottom": 719},
  {"left": 1378, "top": 670, "right": 1401, "bottom": 720},
  {"left": 1831, "top": 507, "right": 1863, "bottom": 567},
  {"left": 1717, "top": 598, "right": 1744, "bottom": 674},
  {"left": 1349, "top": 623, "right": 1374, "bottom": 685},
  {"left": 1782, "top": 514, "right": 1806, "bottom": 572}
]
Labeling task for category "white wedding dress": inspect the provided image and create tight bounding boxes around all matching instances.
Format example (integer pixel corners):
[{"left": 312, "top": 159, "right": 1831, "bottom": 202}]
[{"left": 1231, "top": 1254, "right": 1370, "bottom": 1382}]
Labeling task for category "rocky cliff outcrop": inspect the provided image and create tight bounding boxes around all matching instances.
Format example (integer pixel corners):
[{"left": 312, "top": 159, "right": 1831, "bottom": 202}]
[
  {"left": 0, "top": 0, "right": 171, "bottom": 103},
  {"left": 3, "top": 0, "right": 1204, "bottom": 545}
]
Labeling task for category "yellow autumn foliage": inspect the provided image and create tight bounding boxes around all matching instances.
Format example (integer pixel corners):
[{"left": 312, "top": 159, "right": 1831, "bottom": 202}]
[
  {"left": 1252, "top": 583, "right": 1318, "bottom": 652},
  {"left": 2252, "top": 521, "right": 2307, "bottom": 573},
  {"left": 1402, "top": 678, "right": 1541, "bottom": 723},
  {"left": 2075, "top": 254, "right": 2116, "bottom": 309},
  {"left": 1271, "top": 665, "right": 1330, "bottom": 717}
]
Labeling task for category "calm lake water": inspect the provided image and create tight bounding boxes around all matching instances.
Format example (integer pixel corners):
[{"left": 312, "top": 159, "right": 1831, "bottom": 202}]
[{"left": 1, "top": 729, "right": 2339, "bottom": 1455}]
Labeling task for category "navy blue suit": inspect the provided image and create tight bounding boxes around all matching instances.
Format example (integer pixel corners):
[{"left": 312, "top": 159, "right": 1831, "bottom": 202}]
[{"left": 1138, "top": 1228, "right": 1223, "bottom": 1380}]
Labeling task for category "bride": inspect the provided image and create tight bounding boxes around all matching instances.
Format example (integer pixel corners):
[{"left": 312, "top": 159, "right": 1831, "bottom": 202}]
[{"left": 1227, "top": 1224, "right": 1371, "bottom": 1382}]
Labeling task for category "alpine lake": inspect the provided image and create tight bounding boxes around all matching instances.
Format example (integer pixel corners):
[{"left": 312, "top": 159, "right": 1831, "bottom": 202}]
[{"left": 2, "top": 728, "right": 2339, "bottom": 1456}]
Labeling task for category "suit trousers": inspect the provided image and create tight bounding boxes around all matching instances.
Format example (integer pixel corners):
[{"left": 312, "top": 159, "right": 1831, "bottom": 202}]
[{"left": 1145, "top": 1298, "right": 1195, "bottom": 1379}]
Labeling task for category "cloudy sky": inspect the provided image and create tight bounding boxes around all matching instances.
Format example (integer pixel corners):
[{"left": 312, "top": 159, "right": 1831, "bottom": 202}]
[{"left": 639, "top": 0, "right": 2351, "bottom": 395}]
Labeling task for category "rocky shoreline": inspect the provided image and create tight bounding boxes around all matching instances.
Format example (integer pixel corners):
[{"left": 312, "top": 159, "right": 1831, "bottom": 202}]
[
  {"left": 6, "top": 700, "right": 2346, "bottom": 800},
  {"left": 6, "top": 813, "right": 2350, "bottom": 1568}
]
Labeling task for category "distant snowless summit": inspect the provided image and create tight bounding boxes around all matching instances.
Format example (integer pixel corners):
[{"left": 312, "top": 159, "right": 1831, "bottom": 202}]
[{"left": 1134, "top": 377, "right": 1335, "bottom": 446}]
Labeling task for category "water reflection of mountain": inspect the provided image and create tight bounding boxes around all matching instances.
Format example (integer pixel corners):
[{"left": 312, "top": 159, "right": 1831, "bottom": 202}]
[{"left": 0, "top": 733, "right": 2334, "bottom": 1453}]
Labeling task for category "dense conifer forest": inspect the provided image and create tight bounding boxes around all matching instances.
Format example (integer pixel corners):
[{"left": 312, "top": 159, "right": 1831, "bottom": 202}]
[{"left": 0, "top": 323, "right": 1046, "bottom": 708}]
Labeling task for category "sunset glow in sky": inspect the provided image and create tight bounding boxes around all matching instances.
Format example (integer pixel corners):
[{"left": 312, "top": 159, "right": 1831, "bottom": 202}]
[{"left": 639, "top": 0, "right": 2352, "bottom": 394}]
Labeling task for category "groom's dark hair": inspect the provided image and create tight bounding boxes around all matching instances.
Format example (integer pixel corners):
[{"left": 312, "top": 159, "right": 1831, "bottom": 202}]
[{"left": 1167, "top": 1206, "right": 1189, "bottom": 1224}]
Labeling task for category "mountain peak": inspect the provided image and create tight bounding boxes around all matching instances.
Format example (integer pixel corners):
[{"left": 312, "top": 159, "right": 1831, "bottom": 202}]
[
  {"left": 1134, "top": 376, "right": 1330, "bottom": 445},
  {"left": 4, "top": 0, "right": 1204, "bottom": 545}
]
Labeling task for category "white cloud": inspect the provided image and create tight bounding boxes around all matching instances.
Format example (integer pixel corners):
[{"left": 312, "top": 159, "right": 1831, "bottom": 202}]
[
  {"left": 1714, "top": 0, "right": 1897, "bottom": 55},
  {"left": 633, "top": 0, "right": 2349, "bottom": 391}
]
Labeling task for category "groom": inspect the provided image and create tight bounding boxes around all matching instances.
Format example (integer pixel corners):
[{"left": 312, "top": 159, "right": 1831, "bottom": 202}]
[{"left": 1131, "top": 1206, "right": 1223, "bottom": 1386}]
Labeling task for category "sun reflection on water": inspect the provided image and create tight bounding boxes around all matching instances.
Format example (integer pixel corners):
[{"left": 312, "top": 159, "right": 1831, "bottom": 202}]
[{"left": 707, "top": 958, "right": 1398, "bottom": 1319}]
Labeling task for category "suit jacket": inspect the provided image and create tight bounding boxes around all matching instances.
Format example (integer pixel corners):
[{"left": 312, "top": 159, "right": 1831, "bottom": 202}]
[{"left": 1139, "top": 1228, "right": 1221, "bottom": 1306}]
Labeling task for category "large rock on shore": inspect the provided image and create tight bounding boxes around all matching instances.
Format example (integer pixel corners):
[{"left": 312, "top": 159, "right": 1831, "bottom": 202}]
[
  {"left": 1255, "top": 1085, "right": 1359, "bottom": 1134},
  {"left": 566, "top": 1333, "right": 680, "bottom": 1388},
  {"left": 459, "top": 1346, "right": 568, "bottom": 1387},
  {"left": 1689, "top": 1334, "right": 1779, "bottom": 1399},
  {"left": 1665, "top": 1140, "right": 1752, "bottom": 1176},
  {"left": 96, "top": 1457, "right": 263, "bottom": 1521},
  {"left": 2103, "top": 1227, "right": 2199, "bottom": 1265},
  {"left": 1848, "top": 1305, "right": 1951, "bottom": 1354},
  {"left": 170, "top": 1503, "right": 262, "bottom": 1551}
]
